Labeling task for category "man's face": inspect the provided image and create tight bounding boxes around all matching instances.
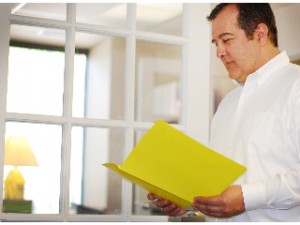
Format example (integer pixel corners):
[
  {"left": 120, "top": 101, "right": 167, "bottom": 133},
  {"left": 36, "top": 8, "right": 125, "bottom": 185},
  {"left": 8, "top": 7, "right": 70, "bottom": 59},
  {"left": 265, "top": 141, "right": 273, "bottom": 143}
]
[{"left": 211, "top": 5, "right": 260, "bottom": 84}]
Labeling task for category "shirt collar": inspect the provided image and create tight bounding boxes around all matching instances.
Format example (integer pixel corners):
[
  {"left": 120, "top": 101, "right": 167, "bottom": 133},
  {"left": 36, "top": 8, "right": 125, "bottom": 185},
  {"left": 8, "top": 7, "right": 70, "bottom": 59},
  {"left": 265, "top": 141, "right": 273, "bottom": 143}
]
[{"left": 246, "top": 51, "right": 290, "bottom": 88}]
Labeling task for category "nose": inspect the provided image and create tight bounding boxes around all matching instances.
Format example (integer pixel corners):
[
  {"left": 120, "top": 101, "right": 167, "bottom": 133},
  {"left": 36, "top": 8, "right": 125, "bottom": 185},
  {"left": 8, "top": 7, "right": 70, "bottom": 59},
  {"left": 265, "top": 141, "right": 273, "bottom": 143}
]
[{"left": 216, "top": 44, "right": 226, "bottom": 59}]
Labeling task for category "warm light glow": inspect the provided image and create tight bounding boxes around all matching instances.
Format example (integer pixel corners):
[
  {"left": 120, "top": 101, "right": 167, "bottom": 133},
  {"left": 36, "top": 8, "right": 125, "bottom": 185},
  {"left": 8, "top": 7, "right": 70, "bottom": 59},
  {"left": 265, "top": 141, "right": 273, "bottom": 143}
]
[
  {"left": 4, "top": 167, "right": 25, "bottom": 200},
  {"left": 4, "top": 136, "right": 38, "bottom": 166},
  {"left": 4, "top": 136, "right": 38, "bottom": 200}
]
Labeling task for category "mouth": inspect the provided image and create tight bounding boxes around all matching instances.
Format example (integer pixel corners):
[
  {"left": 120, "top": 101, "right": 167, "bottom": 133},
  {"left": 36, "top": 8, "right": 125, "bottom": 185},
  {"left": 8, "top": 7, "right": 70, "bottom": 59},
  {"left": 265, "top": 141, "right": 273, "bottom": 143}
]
[
  {"left": 223, "top": 61, "right": 233, "bottom": 67},
  {"left": 224, "top": 60, "right": 234, "bottom": 68}
]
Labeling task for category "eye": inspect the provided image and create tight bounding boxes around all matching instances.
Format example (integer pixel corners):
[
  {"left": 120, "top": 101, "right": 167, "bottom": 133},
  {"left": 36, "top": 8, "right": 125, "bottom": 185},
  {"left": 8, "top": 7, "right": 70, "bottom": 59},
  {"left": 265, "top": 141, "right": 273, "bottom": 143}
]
[{"left": 223, "top": 38, "right": 232, "bottom": 44}]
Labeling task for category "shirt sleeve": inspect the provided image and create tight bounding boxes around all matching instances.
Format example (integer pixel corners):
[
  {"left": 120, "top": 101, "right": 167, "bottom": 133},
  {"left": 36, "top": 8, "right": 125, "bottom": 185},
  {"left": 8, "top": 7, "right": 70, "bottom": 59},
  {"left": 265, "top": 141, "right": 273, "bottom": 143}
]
[
  {"left": 242, "top": 163, "right": 300, "bottom": 211},
  {"left": 242, "top": 79, "right": 300, "bottom": 211}
]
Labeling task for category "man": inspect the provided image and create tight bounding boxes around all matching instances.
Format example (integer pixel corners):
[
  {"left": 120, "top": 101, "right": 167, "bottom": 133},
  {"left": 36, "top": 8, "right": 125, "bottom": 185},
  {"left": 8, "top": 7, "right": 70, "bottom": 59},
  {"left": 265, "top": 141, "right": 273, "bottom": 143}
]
[{"left": 148, "top": 3, "right": 300, "bottom": 222}]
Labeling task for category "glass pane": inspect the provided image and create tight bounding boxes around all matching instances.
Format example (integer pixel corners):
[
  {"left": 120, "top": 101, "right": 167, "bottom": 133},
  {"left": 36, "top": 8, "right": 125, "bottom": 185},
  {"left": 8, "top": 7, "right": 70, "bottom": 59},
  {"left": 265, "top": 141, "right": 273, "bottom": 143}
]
[
  {"left": 69, "top": 126, "right": 125, "bottom": 215},
  {"left": 132, "top": 130, "right": 163, "bottom": 216},
  {"left": 136, "top": 3, "right": 183, "bottom": 36},
  {"left": 76, "top": 3, "right": 127, "bottom": 28},
  {"left": 135, "top": 40, "right": 182, "bottom": 123},
  {"left": 73, "top": 32, "right": 126, "bottom": 120},
  {"left": 3, "top": 122, "right": 62, "bottom": 214},
  {"left": 11, "top": 3, "right": 66, "bottom": 21},
  {"left": 8, "top": 24, "right": 65, "bottom": 116}
]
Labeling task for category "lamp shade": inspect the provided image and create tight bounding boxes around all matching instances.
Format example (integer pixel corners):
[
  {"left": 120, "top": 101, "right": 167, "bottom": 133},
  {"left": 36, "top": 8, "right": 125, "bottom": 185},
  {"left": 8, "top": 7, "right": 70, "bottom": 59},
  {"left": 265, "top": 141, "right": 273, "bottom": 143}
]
[{"left": 4, "top": 136, "right": 38, "bottom": 166}]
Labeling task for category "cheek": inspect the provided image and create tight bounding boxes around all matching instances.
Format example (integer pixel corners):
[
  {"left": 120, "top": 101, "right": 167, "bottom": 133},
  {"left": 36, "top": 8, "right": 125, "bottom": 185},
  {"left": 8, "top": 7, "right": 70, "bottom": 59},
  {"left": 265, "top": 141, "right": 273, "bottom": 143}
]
[
  {"left": 230, "top": 45, "right": 245, "bottom": 60},
  {"left": 236, "top": 41, "right": 258, "bottom": 67},
  {"left": 230, "top": 47, "right": 250, "bottom": 70}
]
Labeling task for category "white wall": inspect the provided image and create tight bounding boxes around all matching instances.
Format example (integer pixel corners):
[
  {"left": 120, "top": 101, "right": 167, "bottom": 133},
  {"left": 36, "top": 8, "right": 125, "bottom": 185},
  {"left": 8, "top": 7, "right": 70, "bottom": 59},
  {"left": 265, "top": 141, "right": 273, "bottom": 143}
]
[{"left": 273, "top": 4, "right": 300, "bottom": 60}]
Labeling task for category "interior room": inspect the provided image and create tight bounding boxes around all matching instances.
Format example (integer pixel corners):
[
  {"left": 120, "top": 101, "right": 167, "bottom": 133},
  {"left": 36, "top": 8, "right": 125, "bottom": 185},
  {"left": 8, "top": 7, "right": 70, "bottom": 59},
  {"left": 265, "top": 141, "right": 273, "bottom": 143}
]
[{"left": 0, "top": 3, "right": 299, "bottom": 222}]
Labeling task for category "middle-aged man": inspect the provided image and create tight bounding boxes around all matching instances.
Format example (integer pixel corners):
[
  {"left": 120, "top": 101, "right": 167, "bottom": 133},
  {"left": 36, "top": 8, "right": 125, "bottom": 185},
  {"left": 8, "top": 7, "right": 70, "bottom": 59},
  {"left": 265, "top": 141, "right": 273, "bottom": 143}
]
[{"left": 148, "top": 3, "right": 300, "bottom": 222}]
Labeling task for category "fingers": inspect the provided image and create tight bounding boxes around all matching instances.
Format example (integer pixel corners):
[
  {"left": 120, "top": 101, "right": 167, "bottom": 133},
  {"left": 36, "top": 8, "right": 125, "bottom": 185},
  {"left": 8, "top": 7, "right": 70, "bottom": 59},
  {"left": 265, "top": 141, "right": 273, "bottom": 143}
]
[
  {"left": 192, "top": 201, "right": 222, "bottom": 216},
  {"left": 147, "top": 193, "right": 159, "bottom": 201},
  {"left": 161, "top": 204, "right": 187, "bottom": 217},
  {"left": 147, "top": 193, "right": 187, "bottom": 217},
  {"left": 157, "top": 200, "right": 186, "bottom": 217},
  {"left": 192, "top": 196, "right": 224, "bottom": 217},
  {"left": 193, "top": 196, "right": 221, "bottom": 206}
]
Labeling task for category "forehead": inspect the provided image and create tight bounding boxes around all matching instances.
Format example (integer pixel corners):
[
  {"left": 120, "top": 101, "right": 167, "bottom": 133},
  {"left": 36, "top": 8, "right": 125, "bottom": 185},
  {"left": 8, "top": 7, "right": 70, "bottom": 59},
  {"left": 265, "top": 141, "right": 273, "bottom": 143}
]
[{"left": 211, "top": 5, "right": 240, "bottom": 39}]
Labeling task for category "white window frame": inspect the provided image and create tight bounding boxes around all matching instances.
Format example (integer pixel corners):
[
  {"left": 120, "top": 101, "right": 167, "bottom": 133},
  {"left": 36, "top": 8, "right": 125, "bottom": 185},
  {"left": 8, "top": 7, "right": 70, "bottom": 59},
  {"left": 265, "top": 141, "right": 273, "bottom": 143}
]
[{"left": 0, "top": 3, "right": 211, "bottom": 222}]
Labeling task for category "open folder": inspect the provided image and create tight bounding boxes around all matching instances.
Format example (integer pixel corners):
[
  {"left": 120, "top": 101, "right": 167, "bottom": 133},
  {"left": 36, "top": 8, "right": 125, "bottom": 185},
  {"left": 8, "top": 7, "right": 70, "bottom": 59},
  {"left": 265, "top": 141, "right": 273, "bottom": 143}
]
[{"left": 103, "top": 120, "right": 246, "bottom": 207}]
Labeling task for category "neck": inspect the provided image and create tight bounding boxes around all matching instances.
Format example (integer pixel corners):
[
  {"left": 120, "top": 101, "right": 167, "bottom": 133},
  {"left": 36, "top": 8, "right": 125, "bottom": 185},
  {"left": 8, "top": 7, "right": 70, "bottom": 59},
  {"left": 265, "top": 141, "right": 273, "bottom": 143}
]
[
  {"left": 257, "top": 46, "right": 280, "bottom": 69},
  {"left": 237, "top": 46, "right": 280, "bottom": 85}
]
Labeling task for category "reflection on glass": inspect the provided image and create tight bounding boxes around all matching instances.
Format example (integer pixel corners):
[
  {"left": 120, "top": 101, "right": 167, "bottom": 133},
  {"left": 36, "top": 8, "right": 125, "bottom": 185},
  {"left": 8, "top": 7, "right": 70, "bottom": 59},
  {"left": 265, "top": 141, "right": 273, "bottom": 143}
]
[
  {"left": 131, "top": 130, "right": 164, "bottom": 216},
  {"left": 8, "top": 24, "right": 65, "bottom": 116},
  {"left": 76, "top": 3, "right": 127, "bottom": 28},
  {"left": 69, "top": 126, "right": 125, "bottom": 215},
  {"left": 3, "top": 122, "right": 62, "bottom": 214},
  {"left": 135, "top": 40, "right": 182, "bottom": 123},
  {"left": 73, "top": 32, "right": 126, "bottom": 120},
  {"left": 11, "top": 3, "right": 66, "bottom": 21},
  {"left": 136, "top": 3, "right": 183, "bottom": 36}
]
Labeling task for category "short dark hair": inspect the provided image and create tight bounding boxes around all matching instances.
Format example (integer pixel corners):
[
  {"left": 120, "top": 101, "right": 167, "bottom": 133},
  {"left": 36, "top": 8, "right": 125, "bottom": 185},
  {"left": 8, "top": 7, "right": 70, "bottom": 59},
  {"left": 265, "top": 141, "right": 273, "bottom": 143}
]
[{"left": 207, "top": 3, "right": 278, "bottom": 47}]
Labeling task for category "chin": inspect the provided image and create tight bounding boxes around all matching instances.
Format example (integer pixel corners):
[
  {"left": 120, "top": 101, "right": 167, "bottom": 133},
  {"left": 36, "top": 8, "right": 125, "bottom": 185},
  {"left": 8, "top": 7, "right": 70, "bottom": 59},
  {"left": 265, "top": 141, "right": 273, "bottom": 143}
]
[
  {"left": 228, "top": 73, "right": 238, "bottom": 80},
  {"left": 228, "top": 70, "right": 242, "bottom": 80}
]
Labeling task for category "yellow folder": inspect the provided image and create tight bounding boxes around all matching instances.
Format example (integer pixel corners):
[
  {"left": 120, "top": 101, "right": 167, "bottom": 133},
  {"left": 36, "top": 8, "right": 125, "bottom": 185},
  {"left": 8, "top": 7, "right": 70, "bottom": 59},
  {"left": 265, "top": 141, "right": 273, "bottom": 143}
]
[{"left": 103, "top": 120, "right": 246, "bottom": 208}]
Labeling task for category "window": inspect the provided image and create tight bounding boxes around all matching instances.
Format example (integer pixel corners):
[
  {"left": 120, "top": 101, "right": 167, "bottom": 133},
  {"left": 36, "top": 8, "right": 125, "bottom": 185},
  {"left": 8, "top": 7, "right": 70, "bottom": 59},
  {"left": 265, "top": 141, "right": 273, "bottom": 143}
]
[
  {"left": 5, "top": 41, "right": 87, "bottom": 214},
  {"left": 0, "top": 3, "right": 211, "bottom": 222}
]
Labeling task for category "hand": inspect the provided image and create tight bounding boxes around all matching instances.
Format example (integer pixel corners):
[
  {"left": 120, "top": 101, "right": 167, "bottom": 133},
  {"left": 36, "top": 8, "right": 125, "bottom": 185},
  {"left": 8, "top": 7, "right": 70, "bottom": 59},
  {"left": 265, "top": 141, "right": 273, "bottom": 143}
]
[
  {"left": 192, "top": 185, "right": 245, "bottom": 218},
  {"left": 147, "top": 193, "right": 187, "bottom": 217}
]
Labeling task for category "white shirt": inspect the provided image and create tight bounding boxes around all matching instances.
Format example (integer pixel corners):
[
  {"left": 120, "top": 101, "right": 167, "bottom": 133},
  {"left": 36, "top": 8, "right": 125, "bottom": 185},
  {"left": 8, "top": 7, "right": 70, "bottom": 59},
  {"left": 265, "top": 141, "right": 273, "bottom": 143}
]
[{"left": 209, "top": 51, "right": 300, "bottom": 222}]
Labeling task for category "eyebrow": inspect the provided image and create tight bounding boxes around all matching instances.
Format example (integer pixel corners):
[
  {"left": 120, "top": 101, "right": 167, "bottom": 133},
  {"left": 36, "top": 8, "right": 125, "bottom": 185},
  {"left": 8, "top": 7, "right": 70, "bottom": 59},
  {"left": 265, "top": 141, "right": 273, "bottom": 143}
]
[{"left": 211, "top": 32, "right": 234, "bottom": 44}]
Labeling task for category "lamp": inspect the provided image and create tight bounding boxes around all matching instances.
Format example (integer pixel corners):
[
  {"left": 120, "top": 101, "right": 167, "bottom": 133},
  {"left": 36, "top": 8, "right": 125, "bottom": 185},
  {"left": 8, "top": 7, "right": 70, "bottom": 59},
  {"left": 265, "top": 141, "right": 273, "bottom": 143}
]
[{"left": 4, "top": 136, "right": 38, "bottom": 200}]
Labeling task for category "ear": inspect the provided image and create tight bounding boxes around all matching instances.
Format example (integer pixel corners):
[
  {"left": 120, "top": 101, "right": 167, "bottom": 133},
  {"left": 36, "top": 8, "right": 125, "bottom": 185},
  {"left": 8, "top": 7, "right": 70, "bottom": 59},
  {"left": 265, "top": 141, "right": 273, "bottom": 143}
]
[{"left": 255, "top": 23, "right": 269, "bottom": 46}]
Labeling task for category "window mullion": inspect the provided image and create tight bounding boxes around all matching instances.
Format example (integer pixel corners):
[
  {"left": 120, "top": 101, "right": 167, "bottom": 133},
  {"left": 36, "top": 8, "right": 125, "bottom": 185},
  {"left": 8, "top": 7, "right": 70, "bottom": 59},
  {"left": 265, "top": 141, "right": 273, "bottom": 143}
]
[
  {"left": 123, "top": 3, "right": 136, "bottom": 221},
  {"left": 61, "top": 3, "right": 76, "bottom": 221},
  {"left": 0, "top": 4, "right": 11, "bottom": 214}
]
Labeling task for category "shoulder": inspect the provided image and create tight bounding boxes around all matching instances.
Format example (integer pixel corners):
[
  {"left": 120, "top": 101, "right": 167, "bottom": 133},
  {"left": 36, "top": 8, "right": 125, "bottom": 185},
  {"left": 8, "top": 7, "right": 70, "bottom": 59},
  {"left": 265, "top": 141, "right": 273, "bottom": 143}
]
[
  {"left": 277, "top": 63, "right": 300, "bottom": 110},
  {"left": 273, "top": 63, "right": 300, "bottom": 90},
  {"left": 285, "top": 63, "right": 300, "bottom": 78}
]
